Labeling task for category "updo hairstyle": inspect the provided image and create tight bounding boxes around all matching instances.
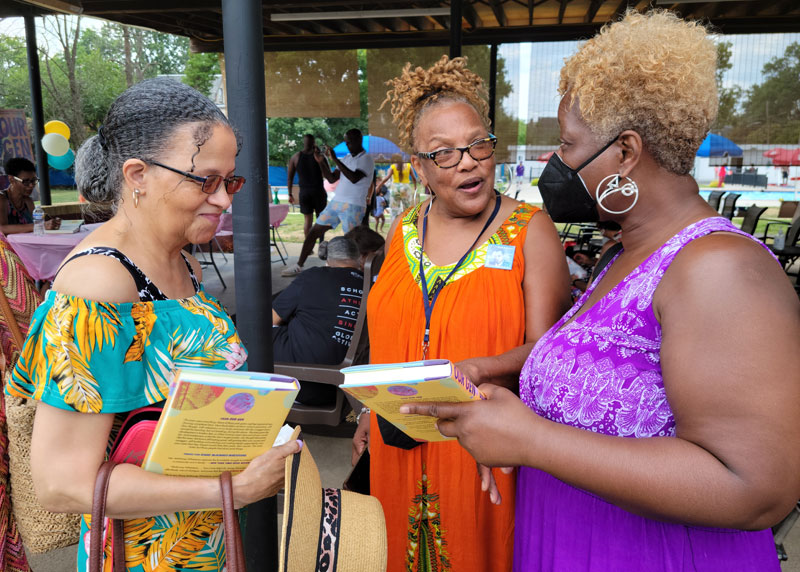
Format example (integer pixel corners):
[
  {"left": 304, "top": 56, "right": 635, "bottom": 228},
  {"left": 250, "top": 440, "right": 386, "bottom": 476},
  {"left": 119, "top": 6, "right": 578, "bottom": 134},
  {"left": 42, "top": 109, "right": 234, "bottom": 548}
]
[
  {"left": 382, "top": 55, "right": 489, "bottom": 153},
  {"left": 559, "top": 9, "right": 718, "bottom": 175},
  {"left": 75, "top": 77, "right": 236, "bottom": 208}
]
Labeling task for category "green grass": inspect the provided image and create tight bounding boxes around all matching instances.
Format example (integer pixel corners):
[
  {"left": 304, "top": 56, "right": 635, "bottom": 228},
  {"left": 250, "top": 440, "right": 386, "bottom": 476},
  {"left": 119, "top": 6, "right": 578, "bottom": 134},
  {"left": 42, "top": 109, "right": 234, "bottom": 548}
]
[{"left": 37, "top": 188, "right": 80, "bottom": 205}]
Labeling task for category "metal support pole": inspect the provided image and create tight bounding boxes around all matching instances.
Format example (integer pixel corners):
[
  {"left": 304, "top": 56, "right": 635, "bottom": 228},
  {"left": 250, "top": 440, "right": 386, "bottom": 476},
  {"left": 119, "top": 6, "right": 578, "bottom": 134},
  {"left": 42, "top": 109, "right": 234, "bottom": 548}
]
[
  {"left": 489, "top": 43, "right": 498, "bottom": 133},
  {"left": 23, "top": 13, "right": 51, "bottom": 205},
  {"left": 221, "top": 0, "right": 275, "bottom": 570},
  {"left": 450, "top": 0, "right": 462, "bottom": 59}
]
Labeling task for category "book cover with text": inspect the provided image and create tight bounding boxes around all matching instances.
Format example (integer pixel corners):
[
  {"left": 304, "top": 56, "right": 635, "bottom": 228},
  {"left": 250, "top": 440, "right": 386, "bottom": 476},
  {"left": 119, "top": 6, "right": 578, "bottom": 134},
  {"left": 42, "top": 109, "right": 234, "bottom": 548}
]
[
  {"left": 142, "top": 367, "right": 299, "bottom": 477},
  {"left": 341, "top": 359, "right": 483, "bottom": 442}
]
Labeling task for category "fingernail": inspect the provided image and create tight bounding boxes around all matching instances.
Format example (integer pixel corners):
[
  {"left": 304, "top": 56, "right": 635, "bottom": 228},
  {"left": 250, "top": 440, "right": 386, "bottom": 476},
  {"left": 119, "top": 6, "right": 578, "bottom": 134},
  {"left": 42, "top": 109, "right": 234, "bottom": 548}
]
[
  {"left": 399, "top": 405, "right": 410, "bottom": 413},
  {"left": 481, "top": 480, "right": 487, "bottom": 492},
  {"left": 296, "top": 440, "right": 304, "bottom": 449}
]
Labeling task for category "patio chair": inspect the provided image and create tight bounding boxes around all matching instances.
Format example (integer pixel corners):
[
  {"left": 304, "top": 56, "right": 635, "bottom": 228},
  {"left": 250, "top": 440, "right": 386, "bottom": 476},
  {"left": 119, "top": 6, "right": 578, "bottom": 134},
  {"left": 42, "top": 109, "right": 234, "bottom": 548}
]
[
  {"left": 274, "top": 250, "right": 384, "bottom": 426},
  {"left": 706, "top": 190, "right": 725, "bottom": 212},
  {"left": 720, "top": 193, "right": 741, "bottom": 220},
  {"left": 738, "top": 205, "right": 767, "bottom": 236},
  {"left": 762, "top": 202, "right": 800, "bottom": 243},
  {"left": 269, "top": 203, "right": 290, "bottom": 265},
  {"left": 768, "top": 215, "right": 800, "bottom": 274}
]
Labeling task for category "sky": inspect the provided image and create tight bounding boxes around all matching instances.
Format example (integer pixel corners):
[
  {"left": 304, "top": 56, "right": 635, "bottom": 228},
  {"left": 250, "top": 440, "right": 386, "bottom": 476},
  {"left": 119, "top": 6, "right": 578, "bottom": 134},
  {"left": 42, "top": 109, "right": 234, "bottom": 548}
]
[
  {"left": 2, "top": 15, "right": 798, "bottom": 123},
  {"left": 500, "top": 32, "right": 800, "bottom": 122}
]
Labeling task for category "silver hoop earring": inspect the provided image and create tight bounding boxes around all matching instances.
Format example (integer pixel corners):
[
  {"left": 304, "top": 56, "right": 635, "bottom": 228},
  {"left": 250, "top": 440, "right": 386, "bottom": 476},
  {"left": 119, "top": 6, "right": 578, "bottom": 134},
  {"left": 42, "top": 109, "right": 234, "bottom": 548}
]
[
  {"left": 596, "top": 174, "right": 638, "bottom": 215},
  {"left": 132, "top": 188, "right": 140, "bottom": 208}
]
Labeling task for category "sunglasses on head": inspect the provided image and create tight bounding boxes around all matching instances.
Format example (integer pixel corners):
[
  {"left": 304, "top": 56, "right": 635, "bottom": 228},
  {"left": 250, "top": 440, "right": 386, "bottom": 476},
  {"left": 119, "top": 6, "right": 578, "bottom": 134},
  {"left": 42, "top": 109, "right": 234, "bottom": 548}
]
[{"left": 146, "top": 161, "right": 245, "bottom": 195}]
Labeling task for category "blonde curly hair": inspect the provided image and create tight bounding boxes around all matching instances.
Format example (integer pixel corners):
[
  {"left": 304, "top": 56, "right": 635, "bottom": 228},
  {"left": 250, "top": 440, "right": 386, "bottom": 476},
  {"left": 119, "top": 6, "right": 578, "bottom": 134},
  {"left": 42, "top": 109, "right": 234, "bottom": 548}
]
[
  {"left": 559, "top": 10, "right": 718, "bottom": 175},
  {"left": 382, "top": 55, "right": 489, "bottom": 153}
]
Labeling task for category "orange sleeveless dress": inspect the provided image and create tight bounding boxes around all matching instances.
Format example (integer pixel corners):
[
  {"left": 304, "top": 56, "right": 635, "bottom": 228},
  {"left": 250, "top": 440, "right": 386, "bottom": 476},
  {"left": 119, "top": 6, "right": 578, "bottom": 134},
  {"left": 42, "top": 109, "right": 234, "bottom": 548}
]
[{"left": 367, "top": 201, "right": 539, "bottom": 572}]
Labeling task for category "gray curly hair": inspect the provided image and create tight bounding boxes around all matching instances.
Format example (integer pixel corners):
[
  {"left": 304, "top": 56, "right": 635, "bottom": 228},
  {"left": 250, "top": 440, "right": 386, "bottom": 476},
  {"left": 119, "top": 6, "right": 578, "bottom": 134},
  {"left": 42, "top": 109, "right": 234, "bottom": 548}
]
[{"left": 75, "top": 77, "right": 237, "bottom": 208}]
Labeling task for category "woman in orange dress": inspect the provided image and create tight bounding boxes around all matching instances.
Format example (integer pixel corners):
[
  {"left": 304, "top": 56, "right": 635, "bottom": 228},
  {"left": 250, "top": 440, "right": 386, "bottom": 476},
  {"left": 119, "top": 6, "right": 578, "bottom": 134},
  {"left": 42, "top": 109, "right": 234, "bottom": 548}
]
[{"left": 352, "top": 56, "right": 572, "bottom": 572}]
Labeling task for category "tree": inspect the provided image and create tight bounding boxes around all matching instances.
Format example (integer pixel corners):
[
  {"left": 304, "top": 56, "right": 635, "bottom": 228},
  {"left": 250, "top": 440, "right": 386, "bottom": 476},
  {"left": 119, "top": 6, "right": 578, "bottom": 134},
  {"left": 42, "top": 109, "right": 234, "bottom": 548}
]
[
  {"left": 729, "top": 42, "right": 800, "bottom": 145},
  {"left": 40, "top": 15, "right": 87, "bottom": 145},
  {"left": 183, "top": 52, "right": 220, "bottom": 97},
  {"left": 0, "top": 35, "right": 31, "bottom": 114},
  {"left": 713, "top": 40, "right": 742, "bottom": 133}
]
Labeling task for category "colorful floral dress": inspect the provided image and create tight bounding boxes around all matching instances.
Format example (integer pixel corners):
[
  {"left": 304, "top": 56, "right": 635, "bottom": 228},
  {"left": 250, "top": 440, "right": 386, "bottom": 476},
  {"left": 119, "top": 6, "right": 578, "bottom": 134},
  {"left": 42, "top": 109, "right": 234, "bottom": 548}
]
[
  {"left": 368, "top": 201, "right": 540, "bottom": 572},
  {"left": 7, "top": 251, "right": 246, "bottom": 571}
]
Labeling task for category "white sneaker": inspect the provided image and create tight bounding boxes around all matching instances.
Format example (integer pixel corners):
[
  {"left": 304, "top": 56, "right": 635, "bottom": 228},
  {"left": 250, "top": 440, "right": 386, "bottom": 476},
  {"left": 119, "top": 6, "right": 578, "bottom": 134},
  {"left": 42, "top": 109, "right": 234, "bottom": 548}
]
[{"left": 281, "top": 263, "right": 303, "bottom": 277}]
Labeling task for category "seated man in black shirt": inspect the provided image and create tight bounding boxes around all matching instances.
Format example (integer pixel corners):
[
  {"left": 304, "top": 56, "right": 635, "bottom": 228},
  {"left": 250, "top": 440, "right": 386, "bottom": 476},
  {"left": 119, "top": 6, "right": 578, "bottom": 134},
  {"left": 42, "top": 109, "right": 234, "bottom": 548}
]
[{"left": 272, "top": 236, "right": 364, "bottom": 405}]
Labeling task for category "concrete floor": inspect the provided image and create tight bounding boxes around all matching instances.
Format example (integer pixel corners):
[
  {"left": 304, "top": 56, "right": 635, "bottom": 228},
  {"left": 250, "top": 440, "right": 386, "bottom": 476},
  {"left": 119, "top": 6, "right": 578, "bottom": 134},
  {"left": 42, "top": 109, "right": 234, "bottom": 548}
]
[{"left": 25, "top": 239, "right": 800, "bottom": 570}]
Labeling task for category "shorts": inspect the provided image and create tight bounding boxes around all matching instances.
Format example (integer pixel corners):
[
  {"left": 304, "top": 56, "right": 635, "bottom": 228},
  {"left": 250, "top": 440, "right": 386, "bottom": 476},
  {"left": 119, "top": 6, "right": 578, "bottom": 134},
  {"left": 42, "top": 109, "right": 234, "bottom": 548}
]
[
  {"left": 316, "top": 201, "right": 367, "bottom": 233},
  {"left": 298, "top": 187, "right": 327, "bottom": 216}
]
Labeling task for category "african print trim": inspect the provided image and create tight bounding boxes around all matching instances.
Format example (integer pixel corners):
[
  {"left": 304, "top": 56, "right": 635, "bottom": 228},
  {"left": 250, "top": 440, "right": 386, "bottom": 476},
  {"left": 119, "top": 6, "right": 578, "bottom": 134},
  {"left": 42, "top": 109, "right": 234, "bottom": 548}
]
[
  {"left": 317, "top": 488, "right": 341, "bottom": 571},
  {"left": 402, "top": 201, "right": 537, "bottom": 299},
  {"left": 407, "top": 466, "right": 450, "bottom": 572}
]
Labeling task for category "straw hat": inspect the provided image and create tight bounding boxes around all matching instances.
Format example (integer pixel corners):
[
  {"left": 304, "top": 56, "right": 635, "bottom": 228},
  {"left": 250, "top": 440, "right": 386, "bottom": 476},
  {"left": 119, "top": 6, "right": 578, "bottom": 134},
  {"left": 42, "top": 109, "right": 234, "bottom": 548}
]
[{"left": 280, "top": 427, "right": 387, "bottom": 572}]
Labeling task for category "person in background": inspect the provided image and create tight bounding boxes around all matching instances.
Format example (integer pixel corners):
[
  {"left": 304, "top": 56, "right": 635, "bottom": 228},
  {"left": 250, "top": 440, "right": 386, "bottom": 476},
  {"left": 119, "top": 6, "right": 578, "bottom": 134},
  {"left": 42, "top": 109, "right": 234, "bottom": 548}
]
[
  {"left": 0, "top": 158, "right": 60, "bottom": 234},
  {"left": 514, "top": 157, "right": 525, "bottom": 199},
  {"left": 372, "top": 187, "right": 388, "bottom": 232},
  {"left": 378, "top": 153, "right": 417, "bottom": 210},
  {"left": 7, "top": 78, "right": 300, "bottom": 571},
  {"left": 402, "top": 11, "right": 800, "bottom": 571},
  {"left": 287, "top": 134, "right": 327, "bottom": 242},
  {"left": 273, "top": 236, "right": 364, "bottom": 406},
  {"left": 357, "top": 55, "right": 571, "bottom": 572},
  {"left": 782, "top": 165, "right": 790, "bottom": 185},
  {"left": 282, "top": 129, "right": 374, "bottom": 277}
]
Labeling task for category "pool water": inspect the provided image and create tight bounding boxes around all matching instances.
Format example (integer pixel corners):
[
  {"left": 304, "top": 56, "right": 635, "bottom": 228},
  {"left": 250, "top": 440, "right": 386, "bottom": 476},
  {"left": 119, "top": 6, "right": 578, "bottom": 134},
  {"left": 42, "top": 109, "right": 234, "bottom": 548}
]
[{"left": 699, "top": 190, "right": 799, "bottom": 203}]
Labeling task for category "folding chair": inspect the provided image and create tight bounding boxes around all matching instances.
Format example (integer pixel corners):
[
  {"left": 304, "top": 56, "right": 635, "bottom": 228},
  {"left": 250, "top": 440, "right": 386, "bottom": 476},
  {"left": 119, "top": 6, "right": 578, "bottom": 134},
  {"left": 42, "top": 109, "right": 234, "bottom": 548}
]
[
  {"left": 274, "top": 250, "right": 383, "bottom": 426},
  {"left": 269, "top": 204, "right": 290, "bottom": 265}
]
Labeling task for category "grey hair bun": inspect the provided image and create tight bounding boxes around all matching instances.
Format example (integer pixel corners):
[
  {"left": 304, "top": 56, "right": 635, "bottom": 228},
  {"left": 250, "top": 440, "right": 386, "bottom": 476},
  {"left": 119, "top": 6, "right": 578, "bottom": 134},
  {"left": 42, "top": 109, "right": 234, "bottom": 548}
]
[{"left": 75, "top": 77, "right": 234, "bottom": 207}]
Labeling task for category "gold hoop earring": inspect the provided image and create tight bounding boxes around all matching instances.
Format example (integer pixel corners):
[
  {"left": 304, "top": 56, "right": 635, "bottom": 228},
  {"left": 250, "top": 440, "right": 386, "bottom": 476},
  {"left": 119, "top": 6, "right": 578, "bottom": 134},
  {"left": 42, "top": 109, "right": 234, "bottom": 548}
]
[{"left": 132, "top": 188, "right": 140, "bottom": 208}]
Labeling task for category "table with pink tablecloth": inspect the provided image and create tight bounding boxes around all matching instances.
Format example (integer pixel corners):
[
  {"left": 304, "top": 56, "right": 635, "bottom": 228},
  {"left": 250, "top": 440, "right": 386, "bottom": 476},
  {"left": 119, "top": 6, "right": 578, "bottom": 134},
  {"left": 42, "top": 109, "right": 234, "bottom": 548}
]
[{"left": 7, "top": 230, "right": 94, "bottom": 281}]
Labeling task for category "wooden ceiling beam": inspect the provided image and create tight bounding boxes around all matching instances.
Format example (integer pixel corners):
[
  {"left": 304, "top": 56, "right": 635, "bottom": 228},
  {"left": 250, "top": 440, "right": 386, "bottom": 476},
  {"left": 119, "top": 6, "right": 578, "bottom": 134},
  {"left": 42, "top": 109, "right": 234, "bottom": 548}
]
[
  {"left": 613, "top": 0, "right": 632, "bottom": 18},
  {"left": 558, "top": 0, "right": 572, "bottom": 24},
  {"left": 81, "top": 0, "right": 221, "bottom": 13},
  {"left": 462, "top": 1, "right": 483, "bottom": 29},
  {"left": 488, "top": 0, "right": 508, "bottom": 26},
  {"left": 407, "top": 16, "right": 435, "bottom": 30},
  {"left": 585, "top": 0, "right": 603, "bottom": 23}
]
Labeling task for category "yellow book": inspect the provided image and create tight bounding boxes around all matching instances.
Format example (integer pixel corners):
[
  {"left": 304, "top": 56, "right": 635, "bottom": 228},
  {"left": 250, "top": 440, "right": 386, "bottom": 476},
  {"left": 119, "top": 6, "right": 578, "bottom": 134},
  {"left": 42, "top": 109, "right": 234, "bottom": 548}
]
[
  {"left": 142, "top": 367, "right": 299, "bottom": 477},
  {"left": 340, "top": 359, "right": 484, "bottom": 442}
]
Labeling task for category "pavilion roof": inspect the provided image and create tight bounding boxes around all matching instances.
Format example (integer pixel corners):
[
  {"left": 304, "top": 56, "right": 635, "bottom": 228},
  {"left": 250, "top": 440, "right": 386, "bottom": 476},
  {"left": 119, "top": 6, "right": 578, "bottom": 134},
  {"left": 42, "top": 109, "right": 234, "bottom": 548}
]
[{"left": 6, "top": 1, "right": 800, "bottom": 52}]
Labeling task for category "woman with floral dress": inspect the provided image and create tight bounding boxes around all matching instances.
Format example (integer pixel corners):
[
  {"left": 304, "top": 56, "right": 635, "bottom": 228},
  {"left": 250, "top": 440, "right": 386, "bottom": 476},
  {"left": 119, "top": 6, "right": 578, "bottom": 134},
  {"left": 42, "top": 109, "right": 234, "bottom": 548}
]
[{"left": 6, "top": 78, "right": 301, "bottom": 571}]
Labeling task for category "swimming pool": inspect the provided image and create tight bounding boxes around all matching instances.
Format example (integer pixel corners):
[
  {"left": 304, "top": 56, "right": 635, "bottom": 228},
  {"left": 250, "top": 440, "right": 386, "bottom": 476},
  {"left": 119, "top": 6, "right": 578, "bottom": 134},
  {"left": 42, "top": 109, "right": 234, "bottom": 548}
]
[{"left": 699, "top": 189, "right": 799, "bottom": 204}]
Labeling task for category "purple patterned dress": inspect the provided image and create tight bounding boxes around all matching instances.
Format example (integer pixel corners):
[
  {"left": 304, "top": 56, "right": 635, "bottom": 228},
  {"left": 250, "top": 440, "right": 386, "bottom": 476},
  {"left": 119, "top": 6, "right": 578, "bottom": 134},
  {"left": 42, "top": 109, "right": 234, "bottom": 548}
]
[{"left": 516, "top": 217, "right": 780, "bottom": 571}]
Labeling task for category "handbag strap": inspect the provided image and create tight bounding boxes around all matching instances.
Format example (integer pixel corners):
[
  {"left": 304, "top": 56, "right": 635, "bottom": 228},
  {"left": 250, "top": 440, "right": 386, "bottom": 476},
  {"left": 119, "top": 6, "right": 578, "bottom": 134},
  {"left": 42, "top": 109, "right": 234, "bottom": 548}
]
[
  {"left": 220, "top": 471, "right": 246, "bottom": 572},
  {"left": 90, "top": 461, "right": 125, "bottom": 572},
  {"left": 90, "top": 464, "right": 245, "bottom": 572}
]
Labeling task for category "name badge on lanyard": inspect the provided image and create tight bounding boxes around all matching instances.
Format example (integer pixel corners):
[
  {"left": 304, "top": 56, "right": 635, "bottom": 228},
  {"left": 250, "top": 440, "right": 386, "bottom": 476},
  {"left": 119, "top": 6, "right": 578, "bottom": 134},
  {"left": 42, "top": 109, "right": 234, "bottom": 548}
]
[{"left": 484, "top": 244, "right": 515, "bottom": 270}]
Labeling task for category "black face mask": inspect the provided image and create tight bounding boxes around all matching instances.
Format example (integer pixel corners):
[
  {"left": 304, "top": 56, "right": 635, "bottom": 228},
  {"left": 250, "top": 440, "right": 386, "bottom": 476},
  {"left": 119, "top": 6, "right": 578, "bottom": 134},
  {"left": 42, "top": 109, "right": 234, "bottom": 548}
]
[{"left": 538, "top": 137, "right": 618, "bottom": 223}]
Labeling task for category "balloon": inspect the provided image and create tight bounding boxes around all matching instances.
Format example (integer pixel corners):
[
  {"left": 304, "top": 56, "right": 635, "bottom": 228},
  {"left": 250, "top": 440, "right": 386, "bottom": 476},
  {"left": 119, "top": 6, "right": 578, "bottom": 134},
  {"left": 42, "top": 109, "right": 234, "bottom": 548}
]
[
  {"left": 48, "top": 149, "right": 75, "bottom": 170},
  {"left": 44, "top": 120, "right": 70, "bottom": 140},
  {"left": 41, "top": 133, "right": 69, "bottom": 157}
]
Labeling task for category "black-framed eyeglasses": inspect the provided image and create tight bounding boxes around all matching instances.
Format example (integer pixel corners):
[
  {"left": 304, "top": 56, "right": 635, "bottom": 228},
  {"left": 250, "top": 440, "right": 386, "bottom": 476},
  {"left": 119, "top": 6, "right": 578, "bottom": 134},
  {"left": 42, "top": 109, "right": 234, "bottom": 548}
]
[
  {"left": 147, "top": 160, "right": 246, "bottom": 195},
  {"left": 12, "top": 176, "right": 39, "bottom": 186},
  {"left": 416, "top": 134, "right": 497, "bottom": 169}
]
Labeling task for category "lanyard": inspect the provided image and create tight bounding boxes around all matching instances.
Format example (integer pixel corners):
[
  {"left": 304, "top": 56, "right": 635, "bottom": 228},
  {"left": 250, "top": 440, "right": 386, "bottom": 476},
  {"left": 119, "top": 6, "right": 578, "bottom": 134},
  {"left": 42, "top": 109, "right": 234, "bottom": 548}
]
[{"left": 418, "top": 191, "right": 502, "bottom": 358}]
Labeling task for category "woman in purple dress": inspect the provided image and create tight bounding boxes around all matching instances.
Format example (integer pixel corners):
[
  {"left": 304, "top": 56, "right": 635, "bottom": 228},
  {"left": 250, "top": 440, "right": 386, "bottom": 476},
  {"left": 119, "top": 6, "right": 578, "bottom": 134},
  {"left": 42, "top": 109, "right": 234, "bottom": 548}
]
[{"left": 402, "top": 10, "right": 800, "bottom": 571}]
